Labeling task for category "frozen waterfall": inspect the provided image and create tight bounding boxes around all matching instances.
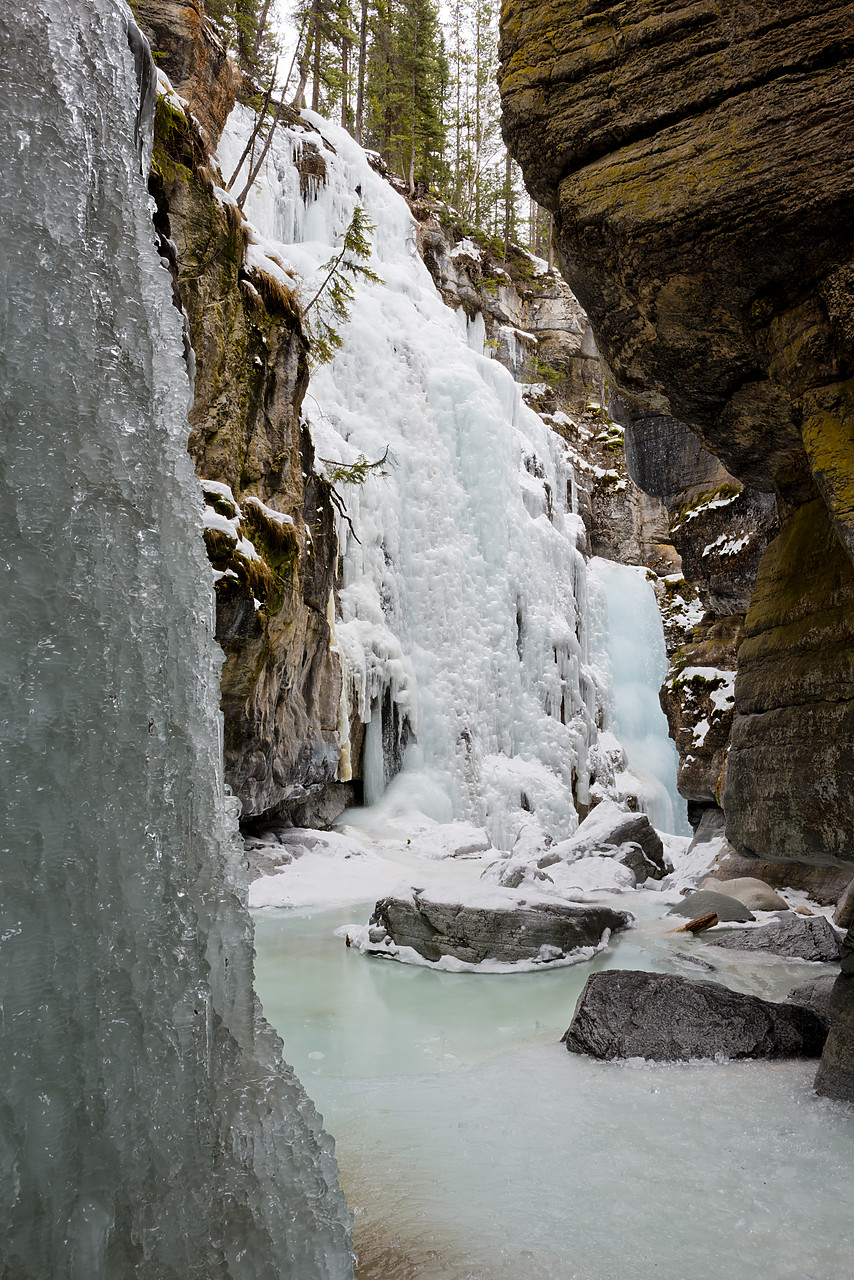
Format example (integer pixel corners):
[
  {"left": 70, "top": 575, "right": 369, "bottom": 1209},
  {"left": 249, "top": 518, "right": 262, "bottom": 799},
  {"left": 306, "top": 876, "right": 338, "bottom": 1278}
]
[
  {"left": 0, "top": 5, "right": 352, "bottom": 1277},
  {"left": 219, "top": 110, "right": 622, "bottom": 851}
]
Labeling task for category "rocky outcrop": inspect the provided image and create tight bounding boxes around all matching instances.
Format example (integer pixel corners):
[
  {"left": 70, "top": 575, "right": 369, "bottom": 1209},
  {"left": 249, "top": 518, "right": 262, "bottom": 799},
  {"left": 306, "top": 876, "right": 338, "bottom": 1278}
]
[
  {"left": 723, "top": 498, "right": 854, "bottom": 864},
  {"left": 814, "top": 927, "right": 854, "bottom": 1099},
  {"left": 563, "top": 971, "right": 828, "bottom": 1062},
  {"left": 710, "top": 915, "right": 842, "bottom": 964},
  {"left": 142, "top": 4, "right": 348, "bottom": 825},
  {"left": 365, "top": 894, "right": 632, "bottom": 965},
  {"left": 499, "top": 1, "right": 854, "bottom": 875},
  {"left": 137, "top": 0, "right": 240, "bottom": 151},
  {"left": 659, "top": 616, "right": 740, "bottom": 810}
]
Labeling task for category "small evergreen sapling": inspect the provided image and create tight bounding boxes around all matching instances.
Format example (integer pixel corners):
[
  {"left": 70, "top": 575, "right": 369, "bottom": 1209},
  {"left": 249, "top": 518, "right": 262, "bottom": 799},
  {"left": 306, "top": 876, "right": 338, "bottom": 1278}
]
[{"left": 301, "top": 204, "right": 383, "bottom": 364}]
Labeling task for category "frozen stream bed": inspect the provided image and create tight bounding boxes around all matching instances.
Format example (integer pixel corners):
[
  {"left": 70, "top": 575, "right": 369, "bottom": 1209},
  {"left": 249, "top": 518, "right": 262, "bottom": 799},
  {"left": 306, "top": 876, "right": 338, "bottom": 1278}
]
[{"left": 254, "top": 885, "right": 853, "bottom": 1280}]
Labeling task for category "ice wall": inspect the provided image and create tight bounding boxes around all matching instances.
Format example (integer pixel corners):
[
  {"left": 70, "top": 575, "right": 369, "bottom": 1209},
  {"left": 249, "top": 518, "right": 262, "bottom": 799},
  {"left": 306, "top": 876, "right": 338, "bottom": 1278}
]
[
  {"left": 0, "top": 5, "right": 352, "bottom": 1277},
  {"left": 219, "top": 111, "right": 612, "bottom": 850},
  {"left": 589, "top": 559, "right": 689, "bottom": 833}
]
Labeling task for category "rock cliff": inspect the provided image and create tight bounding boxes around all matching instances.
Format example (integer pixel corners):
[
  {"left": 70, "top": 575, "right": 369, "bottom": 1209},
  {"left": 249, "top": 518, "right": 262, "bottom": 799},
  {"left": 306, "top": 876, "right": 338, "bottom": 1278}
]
[
  {"left": 140, "top": 1, "right": 350, "bottom": 826},
  {"left": 499, "top": 0, "right": 854, "bottom": 1096}
]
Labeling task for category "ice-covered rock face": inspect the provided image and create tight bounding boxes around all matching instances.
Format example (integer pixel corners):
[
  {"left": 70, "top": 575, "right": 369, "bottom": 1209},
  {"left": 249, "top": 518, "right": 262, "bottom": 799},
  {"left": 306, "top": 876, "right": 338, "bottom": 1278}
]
[
  {"left": 0, "top": 4, "right": 352, "bottom": 1277},
  {"left": 215, "top": 106, "right": 680, "bottom": 849}
]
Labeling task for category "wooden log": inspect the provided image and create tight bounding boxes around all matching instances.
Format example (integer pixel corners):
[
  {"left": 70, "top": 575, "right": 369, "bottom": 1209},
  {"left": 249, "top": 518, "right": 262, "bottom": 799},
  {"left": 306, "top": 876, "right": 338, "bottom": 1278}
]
[{"left": 673, "top": 912, "right": 719, "bottom": 934}]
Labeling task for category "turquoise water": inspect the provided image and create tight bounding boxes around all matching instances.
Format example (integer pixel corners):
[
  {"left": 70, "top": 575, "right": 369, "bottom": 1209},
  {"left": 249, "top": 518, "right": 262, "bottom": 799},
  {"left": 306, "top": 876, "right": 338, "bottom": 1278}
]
[{"left": 254, "top": 901, "right": 852, "bottom": 1279}]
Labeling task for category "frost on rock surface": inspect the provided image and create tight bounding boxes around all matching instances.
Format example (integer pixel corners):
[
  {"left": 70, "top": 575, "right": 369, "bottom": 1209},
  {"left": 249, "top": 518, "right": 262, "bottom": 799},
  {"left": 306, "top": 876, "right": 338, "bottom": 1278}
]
[
  {"left": 0, "top": 5, "right": 352, "bottom": 1277},
  {"left": 218, "top": 106, "right": 631, "bottom": 850}
]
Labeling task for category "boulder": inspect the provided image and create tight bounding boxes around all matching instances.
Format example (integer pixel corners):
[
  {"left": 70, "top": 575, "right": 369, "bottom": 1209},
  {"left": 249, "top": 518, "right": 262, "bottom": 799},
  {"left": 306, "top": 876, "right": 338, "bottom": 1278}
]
[
  {"left": 551, "top": 800, "right": 668, "bottom": 880},
  {"left": 709, "top": 848, "right": 853, "bottom": 907},
  {"left": 814, "top": 927, "right": 854, "bottom": 1100},
  {"left": 784, "top": 975, "right": 838, "bottom": 1027},
  {"left": 834, "top": 877, "right": 854, "bottom": 930},
  {"left": 366, "top": 894, "right": 632, "bottom": 966},
  {"left": 699, "top": 876, "right": 789, "bottom": 913},
  {"left": 667, "top": 890, "right": 755, "bottom": 924},
  {"left": 709, "top": 915, "right": 841, "bottom": 963},
  {"left": 562, "top": 971, "right": 828, "bottom": 1062}
]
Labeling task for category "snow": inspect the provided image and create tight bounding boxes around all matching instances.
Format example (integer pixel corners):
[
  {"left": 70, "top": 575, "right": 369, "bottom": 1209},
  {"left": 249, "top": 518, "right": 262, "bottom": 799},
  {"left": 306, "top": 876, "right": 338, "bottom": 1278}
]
[
  {"left": 450, "top": 236, "right": 481, "bottom": 259},
  {"left": 343, "top": 923, "right": 611, "bottom": 973},
  {"left": 672, "top": 491, "right": 740, "bottom": 529},
  {"left": 703, "top": 532, "right": 750, "bottom": 557},
  {"left": 216, "top": 104, "right": 626, "bottom": 848},
  {"left": 201, "top": 503, "right": 260, "bottom": 560}
]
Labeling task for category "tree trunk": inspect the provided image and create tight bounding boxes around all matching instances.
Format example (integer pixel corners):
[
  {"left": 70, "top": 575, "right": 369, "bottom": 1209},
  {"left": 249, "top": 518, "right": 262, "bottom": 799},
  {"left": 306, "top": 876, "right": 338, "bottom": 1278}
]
[
  {"left": 355, "top": 0, "right": 368, "bottom": 144},
  {"left": 311, "top": 0, "right": 322, "bottom": 113},
  {"left": 341, "top": 40, "right": 349, "bottom": 129},
  {"left": 249, "top": 0, "right": 275, "bottom": 70},
  {"left": 503, "top": 150, "right": 512, "bottom": 262}
]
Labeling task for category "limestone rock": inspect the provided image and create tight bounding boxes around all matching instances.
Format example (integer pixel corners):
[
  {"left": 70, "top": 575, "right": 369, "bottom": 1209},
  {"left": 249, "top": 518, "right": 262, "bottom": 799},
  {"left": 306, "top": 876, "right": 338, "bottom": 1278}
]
[
  {"left": 698, "top": 877, "right": 789, "bottom": 913},
  {"left": 833, "top": 878, "right": 854, "bottom": 930},
  {"left": 366, "top": 894, "right": 632, "bottom": 966},
  {"left": 723, "top": 500, "right": 854, "bottom": 865},
  {"left": 814, "top": 928, "right": 854, "bottom": 1100},
  {"left": 562, "top": 971, "right": 828, "bottom": 1062},
  {"left": 710, "top": 915, "right": 841, "bottom": 963},
  {"left": 148, "top": 67, "right": 345, "bottom": 822},
  {"left": 784, "top": 975, "right": 838, "bottom": 1027},
  {"left": 667, "top": 891, "right": 754, "bottom": 924},
  {"left": 137, "top": 0, "right": 240, "bottom": 150},
  {"left": 659, "top": 621, "right": 741, "bottom": 807},
  {"left": 499, "top": 0, "right": 854, "bottom": 870}
]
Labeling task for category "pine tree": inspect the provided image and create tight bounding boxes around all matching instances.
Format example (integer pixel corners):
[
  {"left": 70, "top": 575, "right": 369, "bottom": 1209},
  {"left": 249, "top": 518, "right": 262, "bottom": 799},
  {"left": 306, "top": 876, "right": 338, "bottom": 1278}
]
[
  {"left": 362, "top": 0, "right": 448, "bottom": 192},
  {"left": 206, "top": 0, "right": 279, "bottom": 80}
]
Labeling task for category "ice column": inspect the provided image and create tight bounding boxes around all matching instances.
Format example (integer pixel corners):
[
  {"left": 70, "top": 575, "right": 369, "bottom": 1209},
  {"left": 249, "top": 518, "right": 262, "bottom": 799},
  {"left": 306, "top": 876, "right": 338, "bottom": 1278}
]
[{"left": 0, "top": 5, "right": 352, "bottom": 1277}]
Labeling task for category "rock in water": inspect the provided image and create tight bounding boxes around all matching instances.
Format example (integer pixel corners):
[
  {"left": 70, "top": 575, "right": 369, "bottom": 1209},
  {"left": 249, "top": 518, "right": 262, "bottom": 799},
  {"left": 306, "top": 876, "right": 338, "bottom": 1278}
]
[
  {"left": 667, "top": 890, "right": 755, "bottom": 923},
  {"left": 0, "top": 5, "right": 352, "bottom": 1276},
  {"left": 699, "top": 875, "right": 789, "bottom": 912},
  {"left": 367, "top": 895, "right": 632, "bottom": 965},
  {"left": 563, "top": 972, "right": 828, "bottom": 1062},
  {"left": 784, "top": 975, "right": 838, "bottom": 1027},
  {"left": 710, "top": 915, "right": 841, "bottom": 962},
  {"left": 550, "top": 799, "right": 668, "bottom": 879}
]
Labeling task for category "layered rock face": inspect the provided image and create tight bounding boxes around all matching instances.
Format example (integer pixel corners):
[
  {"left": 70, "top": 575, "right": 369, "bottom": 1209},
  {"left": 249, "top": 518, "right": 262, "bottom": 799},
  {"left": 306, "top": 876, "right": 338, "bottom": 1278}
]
[
  {"left": 500, "top": 1, "right": 854, "bottom": 1097},
  {"left": 499, "top": 0, "right": 854, "bottom": 863},
  {"left": 140, "top": 1, "right": 347, "bottom": 825}
]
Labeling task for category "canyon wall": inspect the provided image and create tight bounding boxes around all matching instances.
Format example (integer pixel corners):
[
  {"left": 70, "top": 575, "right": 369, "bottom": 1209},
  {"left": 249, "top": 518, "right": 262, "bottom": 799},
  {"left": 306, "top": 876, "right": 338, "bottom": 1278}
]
[
  {"left": 499, "top": 0, "right": 854, "bottom": 1095},
  {"left": 140, "top": 2, "right": 353, "bottom": 828}
]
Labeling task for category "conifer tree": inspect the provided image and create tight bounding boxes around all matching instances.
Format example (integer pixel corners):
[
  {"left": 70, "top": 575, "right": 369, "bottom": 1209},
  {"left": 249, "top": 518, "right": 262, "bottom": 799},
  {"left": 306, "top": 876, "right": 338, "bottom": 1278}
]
[{"left": 363, "top": 0, "right": 448, "bottom": 192}]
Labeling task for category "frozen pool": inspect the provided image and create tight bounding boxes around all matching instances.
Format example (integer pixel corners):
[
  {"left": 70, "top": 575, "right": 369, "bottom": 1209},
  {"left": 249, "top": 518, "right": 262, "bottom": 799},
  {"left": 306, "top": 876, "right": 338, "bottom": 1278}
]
[{"left": 253, "top": 899, "right": 853, "bottom": 1280}]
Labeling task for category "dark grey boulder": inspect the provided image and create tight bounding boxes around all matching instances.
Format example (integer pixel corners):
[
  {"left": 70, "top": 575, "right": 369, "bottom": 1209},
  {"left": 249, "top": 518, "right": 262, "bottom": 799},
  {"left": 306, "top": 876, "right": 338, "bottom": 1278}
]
[
  {"left": 667, "top": 890, "right": 755, "bottom": 923},
  {"left": 709, "top": 914, "right": 841, "bottom": 962},
  {"left": 366, "top": 894, "right": 632, "bottom": 965},
  {"left": 562, "top": 970, "right": 828, "bottom": 1061},
  {"left": 834, "top": 877, "right": 854, "bottom": 930},
  {"left": 814, "top": 928, "right": 854, "bottom": 1101},
  {"left": 784, "top": 975, "right": 838, "bottom": 1026}
]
